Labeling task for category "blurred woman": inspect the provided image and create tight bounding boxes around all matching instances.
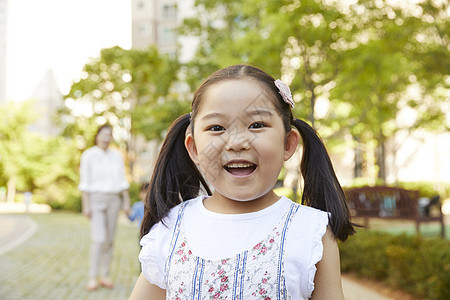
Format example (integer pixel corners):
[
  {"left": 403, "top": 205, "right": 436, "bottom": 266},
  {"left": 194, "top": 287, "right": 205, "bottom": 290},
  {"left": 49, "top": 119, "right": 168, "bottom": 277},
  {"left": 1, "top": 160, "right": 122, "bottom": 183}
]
[{"left": 79, "top": 124, "right": 130, "bottom": 291}]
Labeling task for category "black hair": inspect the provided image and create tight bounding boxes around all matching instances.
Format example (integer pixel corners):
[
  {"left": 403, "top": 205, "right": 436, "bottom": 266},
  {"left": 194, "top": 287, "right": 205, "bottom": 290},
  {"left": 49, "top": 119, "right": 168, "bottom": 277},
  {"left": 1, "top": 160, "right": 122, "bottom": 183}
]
[
  {"left": 140, "top": 114, "right": 212, "bottom": 237},
  {"left": 292, "top": 118, "right": 355, "bottom": 241},
  {"left": 94, "top": 124, "right": 112, "bottom": 146},
  {"left": 141, "top": 64, "right": 355, "bottom": 241},
  {"left": 140, "top": 182, "right": 150, "bottom": 193}
]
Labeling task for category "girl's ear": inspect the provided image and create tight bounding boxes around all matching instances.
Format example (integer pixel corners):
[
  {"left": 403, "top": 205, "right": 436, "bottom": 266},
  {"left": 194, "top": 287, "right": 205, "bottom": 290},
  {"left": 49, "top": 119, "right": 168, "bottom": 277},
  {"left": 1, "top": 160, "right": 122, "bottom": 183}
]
[
  {"left": 185, "top": 130, "right": 199, "bottom": 165},
  {"left": 284, "top": 128, "right": 300, "bottom": 161}
]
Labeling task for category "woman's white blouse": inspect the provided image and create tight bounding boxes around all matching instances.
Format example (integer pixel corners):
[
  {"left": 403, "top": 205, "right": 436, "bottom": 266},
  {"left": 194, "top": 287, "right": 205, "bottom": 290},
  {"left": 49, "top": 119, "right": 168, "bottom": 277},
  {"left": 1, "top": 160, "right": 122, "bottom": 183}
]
[
  {"left": 139, "top": 196, "right": 329, "bottom": 299},
  {"left": 78, "top": 146, "right": 129, "bottom": 194}
]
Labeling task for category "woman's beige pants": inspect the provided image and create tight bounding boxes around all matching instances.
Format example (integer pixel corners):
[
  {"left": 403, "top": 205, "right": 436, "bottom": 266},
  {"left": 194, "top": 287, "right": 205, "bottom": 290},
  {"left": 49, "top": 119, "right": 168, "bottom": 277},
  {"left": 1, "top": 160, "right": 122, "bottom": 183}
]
[{"left": 88, "top": 192, "right": 122, "bottom": 279}]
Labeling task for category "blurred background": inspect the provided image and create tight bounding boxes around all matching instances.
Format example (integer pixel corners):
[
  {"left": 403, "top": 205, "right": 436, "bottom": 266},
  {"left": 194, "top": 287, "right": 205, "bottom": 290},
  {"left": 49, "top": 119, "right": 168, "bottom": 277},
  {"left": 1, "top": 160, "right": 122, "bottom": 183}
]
[{"left": 0, "top": 0, "right": 449, "bottom": 299}]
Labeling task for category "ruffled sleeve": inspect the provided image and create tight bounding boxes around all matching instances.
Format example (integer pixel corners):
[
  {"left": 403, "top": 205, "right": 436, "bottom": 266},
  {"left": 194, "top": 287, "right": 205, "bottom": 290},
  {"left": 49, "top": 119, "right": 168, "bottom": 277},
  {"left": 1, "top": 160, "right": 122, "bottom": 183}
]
[
  {"left": 284, "top": 205, "right": 329, "bottom": 300},
  {"left": 138, "top": 206, "right": 180, "bottom": 289},
  {"left": 306, "top": 209, "right": 329, "bottom": 298}
]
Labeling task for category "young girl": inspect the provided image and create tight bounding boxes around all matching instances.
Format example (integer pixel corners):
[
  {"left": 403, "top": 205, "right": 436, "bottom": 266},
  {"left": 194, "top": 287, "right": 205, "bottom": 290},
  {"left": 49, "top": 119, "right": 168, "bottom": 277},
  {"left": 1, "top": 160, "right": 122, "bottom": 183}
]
[{"left": 130, "top": 65, "right": 354, "bottom": 299}]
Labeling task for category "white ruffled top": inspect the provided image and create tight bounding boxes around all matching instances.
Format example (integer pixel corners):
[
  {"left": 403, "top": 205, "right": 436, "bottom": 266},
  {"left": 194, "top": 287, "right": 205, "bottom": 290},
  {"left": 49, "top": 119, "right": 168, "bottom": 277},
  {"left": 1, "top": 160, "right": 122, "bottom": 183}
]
[{"left": 139, "top": 196, "right": 328, "bottom": 299}]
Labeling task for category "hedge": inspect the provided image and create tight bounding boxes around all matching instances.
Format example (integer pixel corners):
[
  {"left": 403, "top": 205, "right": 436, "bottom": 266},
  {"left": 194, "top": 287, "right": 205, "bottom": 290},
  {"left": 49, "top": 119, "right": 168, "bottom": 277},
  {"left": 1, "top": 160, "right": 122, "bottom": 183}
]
[{"left": 339, "top": 230, "right": 450, "bottom": 300}]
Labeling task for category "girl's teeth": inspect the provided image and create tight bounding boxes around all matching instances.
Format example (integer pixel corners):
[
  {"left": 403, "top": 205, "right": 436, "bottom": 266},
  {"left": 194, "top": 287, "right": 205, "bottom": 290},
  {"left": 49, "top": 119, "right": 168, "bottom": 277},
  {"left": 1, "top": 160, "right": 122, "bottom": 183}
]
[{"left": 227, "top": 163, "right": 252, "bottom": 168}]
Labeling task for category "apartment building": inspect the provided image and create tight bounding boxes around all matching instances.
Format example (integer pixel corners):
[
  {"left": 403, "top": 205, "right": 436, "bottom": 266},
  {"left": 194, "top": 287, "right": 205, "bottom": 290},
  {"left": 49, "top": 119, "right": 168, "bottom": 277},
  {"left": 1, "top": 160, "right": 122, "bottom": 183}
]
[
  {"left": 130, "top": 0, "right": 198, "bottom": 181},
  {"left": 28, "top": 69, "right": 62, "bottom": 136},
  {"left": 131, "top": 0, "right": 178, "bottom": 56},
  {"left": 0, "top": 0, "right": 7, "bottom": 104}
]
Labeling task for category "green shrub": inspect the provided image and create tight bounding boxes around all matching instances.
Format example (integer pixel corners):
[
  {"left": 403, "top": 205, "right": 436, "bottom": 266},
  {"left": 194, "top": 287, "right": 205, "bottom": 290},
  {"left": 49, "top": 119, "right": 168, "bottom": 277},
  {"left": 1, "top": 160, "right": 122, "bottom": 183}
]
[
  {"left": 129, "top": 182, "right": 143, "bottom": 205},
  {"left": 345, "top": 181, "right": 450, "bottom": 199},
  {"left": 41, "top": 181, "right": 143, "bottom": 211},
  {"left": 396, "top": 181, "right": 450, "bottom": 199},
  {"left": 32, "top": 182, "right": 82, "bottom": 212},
  {"left": 340, "top": 231, "right": 392, "bottom": 280},
  {"left": 340, "top": 230, "right": 450, "bottom": 300},
  {"left": 386, "top": 236, "right": 450, "bottom": 299}
]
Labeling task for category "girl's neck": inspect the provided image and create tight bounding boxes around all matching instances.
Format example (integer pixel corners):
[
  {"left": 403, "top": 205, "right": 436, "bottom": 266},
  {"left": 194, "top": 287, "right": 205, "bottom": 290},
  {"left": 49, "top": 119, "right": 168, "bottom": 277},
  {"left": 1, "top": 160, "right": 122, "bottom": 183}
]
[{"left": 203, "top": 190, "right": 280, "bottom": 214}]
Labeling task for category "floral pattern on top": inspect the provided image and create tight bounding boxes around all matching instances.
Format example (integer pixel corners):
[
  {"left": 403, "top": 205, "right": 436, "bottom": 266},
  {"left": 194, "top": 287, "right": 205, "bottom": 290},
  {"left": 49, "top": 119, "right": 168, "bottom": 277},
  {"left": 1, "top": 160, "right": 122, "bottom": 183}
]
[{"left": 164, "top": 202, "right": 298, "bottom": 299}]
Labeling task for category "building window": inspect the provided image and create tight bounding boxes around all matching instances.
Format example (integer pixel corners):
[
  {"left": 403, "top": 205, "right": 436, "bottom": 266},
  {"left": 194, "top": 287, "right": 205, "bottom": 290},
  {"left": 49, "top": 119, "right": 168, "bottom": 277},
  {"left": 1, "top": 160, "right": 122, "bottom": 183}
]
[
  {"left": 137, "top": 0, "right": 148, "bottom": 10},
  {"left": 162, "top": 3, "right": 176, "bottom": 19},
  {"left": 138, "top": 22, "right": 152, "bottom": 36},
  {"left": 159, "top": 25, "right": 176, "bottom": 45}
]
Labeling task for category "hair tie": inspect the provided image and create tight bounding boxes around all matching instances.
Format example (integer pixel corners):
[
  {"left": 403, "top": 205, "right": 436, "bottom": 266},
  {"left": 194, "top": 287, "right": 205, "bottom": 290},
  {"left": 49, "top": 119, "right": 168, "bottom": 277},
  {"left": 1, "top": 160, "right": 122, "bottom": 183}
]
[{"left": 274, "top": 79, "right": 294, "bottom": 108}]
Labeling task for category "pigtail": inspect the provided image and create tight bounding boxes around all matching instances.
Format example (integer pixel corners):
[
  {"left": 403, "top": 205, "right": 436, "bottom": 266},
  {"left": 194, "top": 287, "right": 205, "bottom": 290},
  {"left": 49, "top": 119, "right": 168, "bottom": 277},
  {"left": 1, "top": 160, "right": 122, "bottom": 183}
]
[
  {"left": 292, "top": 118, "right": 355, "bottom": 241},
  {"left": 140, "top": 113, "right": 212, "bottom": 238}
]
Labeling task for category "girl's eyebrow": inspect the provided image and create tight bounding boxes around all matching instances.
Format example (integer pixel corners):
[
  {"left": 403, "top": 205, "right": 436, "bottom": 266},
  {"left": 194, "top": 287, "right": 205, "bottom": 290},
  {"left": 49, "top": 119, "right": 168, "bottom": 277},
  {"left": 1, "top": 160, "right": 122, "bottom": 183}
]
[
  {"left": 200, "top": 110, "right": 274, "bottom": 121},
  {"left": 200, "top": 112, "right": 225, "bottom": 121},
  {"left": 246, "top": 109, "right": 274, "bottom": 118}
]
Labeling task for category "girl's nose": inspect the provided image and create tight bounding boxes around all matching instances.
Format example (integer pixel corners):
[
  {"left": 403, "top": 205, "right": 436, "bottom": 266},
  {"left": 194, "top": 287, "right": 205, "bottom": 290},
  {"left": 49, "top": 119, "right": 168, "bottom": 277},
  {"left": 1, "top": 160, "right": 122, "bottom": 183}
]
[{"left": 225, "top": 130, "right": 251, "bottom": 151}]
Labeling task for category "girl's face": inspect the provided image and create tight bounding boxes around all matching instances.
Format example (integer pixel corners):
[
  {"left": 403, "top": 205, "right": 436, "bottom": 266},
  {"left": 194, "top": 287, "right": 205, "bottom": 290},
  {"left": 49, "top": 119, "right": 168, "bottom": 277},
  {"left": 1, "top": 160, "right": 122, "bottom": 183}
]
[
  {"left": 96, "top": 127, "right": 112, "bottom": 150},
  {"left": 185, "top": 79, "right": 299, "bottom": 208}
]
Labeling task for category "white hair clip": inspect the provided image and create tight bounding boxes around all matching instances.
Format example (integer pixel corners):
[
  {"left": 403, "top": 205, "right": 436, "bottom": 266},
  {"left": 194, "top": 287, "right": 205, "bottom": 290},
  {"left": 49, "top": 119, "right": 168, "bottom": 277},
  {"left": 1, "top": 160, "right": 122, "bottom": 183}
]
[{"left": 274, "top": 79, "right": 294, "bottom": 108}]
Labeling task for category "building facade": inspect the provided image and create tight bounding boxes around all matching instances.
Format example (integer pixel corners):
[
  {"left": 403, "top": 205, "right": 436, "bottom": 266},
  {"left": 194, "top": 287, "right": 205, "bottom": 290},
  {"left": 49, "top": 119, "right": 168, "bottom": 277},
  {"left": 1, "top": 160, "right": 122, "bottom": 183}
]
[
  {"left": 130, "top": 0, "right": 198, "bottom": 182},
  {"left": 131, "top": 0, "right": 178, "bottom": 56},
  {"left": 0, "top": 0, "right": 7, "bottom": 104},
  {"left": 28, "top": 69, "right": 63, "bottom": 136}
]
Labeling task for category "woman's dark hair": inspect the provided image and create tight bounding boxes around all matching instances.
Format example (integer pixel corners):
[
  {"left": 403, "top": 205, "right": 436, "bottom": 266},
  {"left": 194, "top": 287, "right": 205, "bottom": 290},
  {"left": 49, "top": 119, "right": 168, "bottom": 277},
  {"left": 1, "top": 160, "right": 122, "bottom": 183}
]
[
  {"left": 93, "top": 124, "right": 112, "bottom": 146},
  {"left": 141, "top": 64, "right": 355, "bottom": 241}
]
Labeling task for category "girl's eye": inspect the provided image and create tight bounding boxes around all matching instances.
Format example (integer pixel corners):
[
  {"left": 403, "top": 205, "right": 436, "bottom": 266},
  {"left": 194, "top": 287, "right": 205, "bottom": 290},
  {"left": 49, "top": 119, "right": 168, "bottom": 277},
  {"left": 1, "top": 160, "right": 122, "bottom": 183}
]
[
  {"left": 249, "top": 122, "right": 265, "bottom": 129},
  {"left": 208, "top": 125, "right": 225, "bottom": 132}
]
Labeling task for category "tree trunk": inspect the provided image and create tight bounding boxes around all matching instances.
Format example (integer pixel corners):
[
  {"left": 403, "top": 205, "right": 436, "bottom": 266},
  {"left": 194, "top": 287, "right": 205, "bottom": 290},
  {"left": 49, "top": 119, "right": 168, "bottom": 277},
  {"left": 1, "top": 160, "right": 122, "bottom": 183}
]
[
  {"left": 6, "top": 177, "right": 16, "bottom": 203},
  {"left": 376, "top": 135, "right": 387, "bottom": 183},
  {"left": 127, "top": 133, "right": 137, "bottom": 181},
  {"left": 309, "top": 89, "right": 316, "bottom": 128},
  {"left": 353, "top": 136, "right": 364, "bottom": 178}
]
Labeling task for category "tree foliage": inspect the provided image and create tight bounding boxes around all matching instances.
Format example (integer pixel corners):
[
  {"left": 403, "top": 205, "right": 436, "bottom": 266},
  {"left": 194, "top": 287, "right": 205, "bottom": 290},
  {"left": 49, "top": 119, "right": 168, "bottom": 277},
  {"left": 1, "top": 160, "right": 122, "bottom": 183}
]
[
  {"left": 329, "top": 0, "right": 449, "bottom": 179},
  {"left": 60, "top": 46, "right": 186, "bottom": 146},
  {"left": 181, "top": 0, "right": 359, "bottom": 125},
  {"left": 0, "top": 101, "right": 80, "bottom": 207},
  {"left": 181, "top": 0, "right": 449, "bottom": 181},
  {"left": 59, "top": 46, "right": 188, "bottom": 177}
]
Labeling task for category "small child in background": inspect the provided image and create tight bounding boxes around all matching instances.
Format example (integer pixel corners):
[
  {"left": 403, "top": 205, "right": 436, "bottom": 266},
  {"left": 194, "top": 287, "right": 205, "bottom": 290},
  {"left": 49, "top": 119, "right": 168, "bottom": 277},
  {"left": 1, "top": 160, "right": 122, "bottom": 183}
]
[{"left": 128, "top": 183, "right": 148, "bottom": 230}]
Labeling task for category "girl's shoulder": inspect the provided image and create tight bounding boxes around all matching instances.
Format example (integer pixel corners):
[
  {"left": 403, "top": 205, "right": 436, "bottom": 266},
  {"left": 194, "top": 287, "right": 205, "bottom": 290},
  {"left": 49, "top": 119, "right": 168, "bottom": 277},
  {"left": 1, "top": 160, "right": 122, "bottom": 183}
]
[
  {"left": 295, "top": 202, "right": 329, "bottom": 217},
  {"left": 282, "top": 197, "right": 328, "bottom": 220},
  {"left": 291, "top": 201, "right": 329, "bottom": 231},
  {"left": 140, "top": 196, "right": 202, "bottom": 246}
]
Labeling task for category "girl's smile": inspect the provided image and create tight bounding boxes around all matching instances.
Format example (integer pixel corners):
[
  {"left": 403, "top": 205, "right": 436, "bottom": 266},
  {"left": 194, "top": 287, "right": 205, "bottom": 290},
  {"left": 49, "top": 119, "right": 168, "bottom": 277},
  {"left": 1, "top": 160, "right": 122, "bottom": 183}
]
[
  {"left": 185, "top": 79, "right": 299, "bottom": 212},
  {"left": 223, "top": 159, "right": 257, "bottom": 177}
]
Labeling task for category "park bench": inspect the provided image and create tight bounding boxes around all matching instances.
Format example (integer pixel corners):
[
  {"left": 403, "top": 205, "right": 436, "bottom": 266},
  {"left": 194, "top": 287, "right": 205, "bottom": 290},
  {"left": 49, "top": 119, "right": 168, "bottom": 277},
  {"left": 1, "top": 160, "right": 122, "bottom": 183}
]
[{"left": 344, "top": 186, "right": 445, "bottom": 237}]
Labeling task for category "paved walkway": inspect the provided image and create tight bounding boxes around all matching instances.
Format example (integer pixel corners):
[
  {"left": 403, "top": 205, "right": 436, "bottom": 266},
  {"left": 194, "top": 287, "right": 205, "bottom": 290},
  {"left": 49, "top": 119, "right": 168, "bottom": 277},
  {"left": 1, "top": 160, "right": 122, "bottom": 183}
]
[
  {"left": 0, "top": 215, "right": 37, "bottom": 255},
  {"left": 0, "top": 211, "right": 393, "bottom": 300},
  {"left": 0, "top": 212, "right": 141, "bottom": 300}
]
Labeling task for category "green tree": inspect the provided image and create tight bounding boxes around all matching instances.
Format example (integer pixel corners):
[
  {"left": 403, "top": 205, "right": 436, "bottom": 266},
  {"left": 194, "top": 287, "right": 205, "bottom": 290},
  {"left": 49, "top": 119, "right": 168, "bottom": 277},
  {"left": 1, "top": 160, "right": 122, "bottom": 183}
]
[
  {"left": 329, "top": 0, "right": 449, "bottom": 181},
  {"left": 60, "top": 46, "right": 188, "bottom": 176},
  {"left": 0, "top": 101, "right": 80, "bottom": 208},
  {"left": 181, "top": 0, "right": 356, "bottom": 127},
  {"left": 0, "top": 101, "right": 37, "bottom": 199},
  {"left": 181, "top": 0, "right": 449, "bottom": 184}
]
